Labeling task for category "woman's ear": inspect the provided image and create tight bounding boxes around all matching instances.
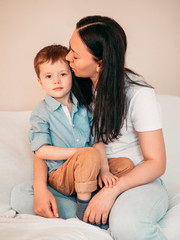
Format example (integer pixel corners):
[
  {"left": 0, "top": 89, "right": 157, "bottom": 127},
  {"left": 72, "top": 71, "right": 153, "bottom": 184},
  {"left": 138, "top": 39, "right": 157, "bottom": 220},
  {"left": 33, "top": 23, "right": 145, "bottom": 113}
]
[{"left": 96, "top": 60, "right": 102, "bottom": 73}]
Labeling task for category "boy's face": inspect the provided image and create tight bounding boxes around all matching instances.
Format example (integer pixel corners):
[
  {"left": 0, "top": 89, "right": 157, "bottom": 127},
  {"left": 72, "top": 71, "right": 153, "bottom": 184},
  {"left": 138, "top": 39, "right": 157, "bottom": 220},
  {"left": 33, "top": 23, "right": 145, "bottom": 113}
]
[{"left": 38, "top": 60, "right": 72, "bottom": 104}]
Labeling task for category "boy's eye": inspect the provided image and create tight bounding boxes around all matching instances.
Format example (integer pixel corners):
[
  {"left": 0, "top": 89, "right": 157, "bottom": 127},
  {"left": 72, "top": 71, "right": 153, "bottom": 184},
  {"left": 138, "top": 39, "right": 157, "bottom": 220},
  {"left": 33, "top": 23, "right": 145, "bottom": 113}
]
[
  {"left": 46, "top": 75, "right": 52, "bottom": 79},
  {"left": 60, "top": 73, "right": 67, "bottom": 77}
]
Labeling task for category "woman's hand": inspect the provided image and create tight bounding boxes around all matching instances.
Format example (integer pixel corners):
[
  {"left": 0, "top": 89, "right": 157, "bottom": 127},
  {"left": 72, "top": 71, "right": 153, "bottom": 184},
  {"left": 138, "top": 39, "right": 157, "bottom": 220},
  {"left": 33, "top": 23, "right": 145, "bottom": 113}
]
[
  {"left": 34, "top": 187, "right": 59, "bottom": 218},
  {"left": 98, "top": 169, "right": 119, "bottom": 188},
  {"left": 83, "top": 185, "right": 119, "bottom": 225}
]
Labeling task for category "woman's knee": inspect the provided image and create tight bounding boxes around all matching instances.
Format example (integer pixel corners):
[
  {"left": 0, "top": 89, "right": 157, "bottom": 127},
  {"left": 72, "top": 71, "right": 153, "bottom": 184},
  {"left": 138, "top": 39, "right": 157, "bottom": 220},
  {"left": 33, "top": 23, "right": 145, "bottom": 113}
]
[
  {"left": 109, "top": 181, "right": 168, "bottom": 240},
  {"left": 11, "top": 183, "right": 34, "bottom": 214},
  {"left": 110, "top": 206, "right": 161, "bottom": 240},
  {"left": 110, "top": 215, "right": 166, "bottom": 240}
]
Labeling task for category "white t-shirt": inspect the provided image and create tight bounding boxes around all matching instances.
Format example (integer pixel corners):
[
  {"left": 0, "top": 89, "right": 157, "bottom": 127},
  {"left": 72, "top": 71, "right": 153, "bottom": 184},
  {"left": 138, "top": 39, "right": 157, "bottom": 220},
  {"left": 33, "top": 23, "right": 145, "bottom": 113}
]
[{"left": 104, "top": 73, "right": 162, "bottom": 166}]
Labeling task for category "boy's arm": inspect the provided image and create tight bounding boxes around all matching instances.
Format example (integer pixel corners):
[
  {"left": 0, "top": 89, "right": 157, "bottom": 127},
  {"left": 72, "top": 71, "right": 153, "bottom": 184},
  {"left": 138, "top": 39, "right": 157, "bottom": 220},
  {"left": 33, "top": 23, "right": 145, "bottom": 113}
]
[
  {"left": 33, "top": 154, "right": 59, "bottom": 218},
  {"left": 29, "top": 111, "right": 80, "bottom": 161},
  {"left": 92, "top": 142, "right": 118, "bottom": 188},
  {"left": 35, "top": 145, "right": 80, "bottom": 160}
]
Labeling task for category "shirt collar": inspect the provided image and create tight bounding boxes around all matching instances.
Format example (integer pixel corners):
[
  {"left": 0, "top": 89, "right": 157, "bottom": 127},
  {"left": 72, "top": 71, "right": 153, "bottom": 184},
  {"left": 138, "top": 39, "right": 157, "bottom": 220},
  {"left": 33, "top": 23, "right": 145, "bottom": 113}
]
[
  {"left": 71, "top": 93, "right": 78, "bottom": 110},
  {"left": 45, "top": 93, "right": 79, "bottom": 111}
]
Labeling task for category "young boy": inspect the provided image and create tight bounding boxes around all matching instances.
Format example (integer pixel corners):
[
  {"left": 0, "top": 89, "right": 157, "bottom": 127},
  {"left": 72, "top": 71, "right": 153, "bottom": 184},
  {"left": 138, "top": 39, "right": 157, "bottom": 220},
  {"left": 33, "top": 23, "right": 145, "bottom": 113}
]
[{"left": 29, "top": 44, "right": 134, "bottom": 228}]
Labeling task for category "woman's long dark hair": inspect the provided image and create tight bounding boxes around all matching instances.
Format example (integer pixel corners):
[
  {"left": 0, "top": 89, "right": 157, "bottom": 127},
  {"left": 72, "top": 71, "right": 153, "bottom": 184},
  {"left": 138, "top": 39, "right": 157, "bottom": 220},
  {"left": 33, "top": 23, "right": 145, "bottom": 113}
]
[
  {"left": 76, "top": 15, "right": 152, "bottom": 144},
  {"left": 71, "top": 73, "right": 93, "bottom": 111}
]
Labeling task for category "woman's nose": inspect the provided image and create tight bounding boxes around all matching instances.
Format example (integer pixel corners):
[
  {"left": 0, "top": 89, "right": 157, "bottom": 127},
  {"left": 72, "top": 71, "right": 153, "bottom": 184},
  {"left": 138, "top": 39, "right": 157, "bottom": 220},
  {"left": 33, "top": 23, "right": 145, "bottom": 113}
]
[{"left": 66, "top": 51, "right": 72, "bottom": 62}]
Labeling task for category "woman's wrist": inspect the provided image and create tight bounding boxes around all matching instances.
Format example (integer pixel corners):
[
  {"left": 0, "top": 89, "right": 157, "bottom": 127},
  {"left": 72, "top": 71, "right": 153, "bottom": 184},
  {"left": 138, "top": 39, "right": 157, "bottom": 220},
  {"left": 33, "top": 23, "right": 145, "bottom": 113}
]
[
  {"left": 115, "top": 175, "right": 133, "bottom": 195},
  {"left": 102, "top": 181, "right": 121, "bottom": 199}
]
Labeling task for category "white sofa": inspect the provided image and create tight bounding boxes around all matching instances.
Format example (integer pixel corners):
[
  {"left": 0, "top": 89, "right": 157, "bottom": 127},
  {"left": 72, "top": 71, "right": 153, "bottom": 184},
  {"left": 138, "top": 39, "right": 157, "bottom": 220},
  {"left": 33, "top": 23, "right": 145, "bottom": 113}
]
[{"left": 0, "top": 95, "right": 180, "bottom": 240}]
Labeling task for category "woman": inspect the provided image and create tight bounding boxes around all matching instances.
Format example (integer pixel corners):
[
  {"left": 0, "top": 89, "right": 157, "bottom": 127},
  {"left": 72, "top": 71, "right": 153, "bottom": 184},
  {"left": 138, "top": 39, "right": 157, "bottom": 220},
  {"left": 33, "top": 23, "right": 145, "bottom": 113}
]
[
  {"left": 64, "top": 16, "right": 168, "bottom": 239},
  {"left": 12, "top": 15, "right": 169, "bottom": 239}
]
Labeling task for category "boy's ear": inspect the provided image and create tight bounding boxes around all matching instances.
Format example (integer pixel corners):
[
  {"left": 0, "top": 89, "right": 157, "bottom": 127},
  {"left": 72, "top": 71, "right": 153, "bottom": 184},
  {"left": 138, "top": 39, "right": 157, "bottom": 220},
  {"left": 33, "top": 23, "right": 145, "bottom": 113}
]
[
  {"left": 37, "top": 78, "right": 42, "bottom": 86},
  {"left": 96, "top": 60, "right": 102, "bottom": 73}
]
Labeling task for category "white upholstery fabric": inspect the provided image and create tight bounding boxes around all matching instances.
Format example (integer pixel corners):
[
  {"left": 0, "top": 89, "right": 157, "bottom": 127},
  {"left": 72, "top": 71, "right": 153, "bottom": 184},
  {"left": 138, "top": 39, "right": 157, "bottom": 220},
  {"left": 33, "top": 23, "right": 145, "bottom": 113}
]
[
  {"left": 0, "top": 111, "right": 33, "bottom": 213},
  {"left": 157, "top": 95, "right": 180, "bottom": 198}
]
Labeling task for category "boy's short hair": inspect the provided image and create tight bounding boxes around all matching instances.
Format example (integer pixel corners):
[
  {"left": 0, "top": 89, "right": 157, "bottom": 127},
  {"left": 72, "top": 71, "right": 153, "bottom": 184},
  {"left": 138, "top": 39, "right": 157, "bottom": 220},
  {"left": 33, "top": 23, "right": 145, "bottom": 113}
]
[{"left": 34, "top": 44, "right": 68, "bottom": 77}]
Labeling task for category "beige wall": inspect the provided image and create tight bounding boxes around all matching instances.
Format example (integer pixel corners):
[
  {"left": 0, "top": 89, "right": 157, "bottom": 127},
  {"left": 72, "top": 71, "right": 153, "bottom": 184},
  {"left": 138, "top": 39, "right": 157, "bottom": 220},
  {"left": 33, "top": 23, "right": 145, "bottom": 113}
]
[{"left": 0, "top": 0, "right": 180, "bottom": 111}]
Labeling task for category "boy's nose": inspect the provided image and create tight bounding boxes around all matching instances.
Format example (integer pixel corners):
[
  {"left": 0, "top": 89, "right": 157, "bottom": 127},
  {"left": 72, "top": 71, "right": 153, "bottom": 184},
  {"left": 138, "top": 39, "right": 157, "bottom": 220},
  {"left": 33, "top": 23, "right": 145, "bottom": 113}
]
[{"left": 54, "top": 75, "right": 61, "bottom": 84}]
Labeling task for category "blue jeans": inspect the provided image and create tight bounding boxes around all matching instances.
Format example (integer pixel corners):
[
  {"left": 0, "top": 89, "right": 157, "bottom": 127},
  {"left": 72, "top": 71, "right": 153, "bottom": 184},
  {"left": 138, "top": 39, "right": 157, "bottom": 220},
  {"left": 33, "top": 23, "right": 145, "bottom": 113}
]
[
  {"left": 11, "top": 183, "right": 77, "bottom": 219},
  {"left": 109, "top": 178, "right": 169, "bottom": 240},
  {"left": 11, "top": 178, "right": 168, "bottom": 239}
]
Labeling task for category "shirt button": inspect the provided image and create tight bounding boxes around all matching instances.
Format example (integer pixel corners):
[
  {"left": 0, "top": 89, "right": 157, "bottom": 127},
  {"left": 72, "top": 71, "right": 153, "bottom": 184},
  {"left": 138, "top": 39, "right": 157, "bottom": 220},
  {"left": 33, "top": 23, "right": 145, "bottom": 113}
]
[
  {"left": 72, "top": 124, "right": 75, "bottom": 127},
  {"left": 76, "top": 139, "right": 79, "bottom": 142}
]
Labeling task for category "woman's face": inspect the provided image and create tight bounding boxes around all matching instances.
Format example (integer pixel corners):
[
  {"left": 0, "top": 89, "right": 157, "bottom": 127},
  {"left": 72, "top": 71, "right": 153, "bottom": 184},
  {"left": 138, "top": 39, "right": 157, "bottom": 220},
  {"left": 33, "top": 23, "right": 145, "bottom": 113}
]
[{"left": 66, "top": 29, "right": 100, "bottom": 86}]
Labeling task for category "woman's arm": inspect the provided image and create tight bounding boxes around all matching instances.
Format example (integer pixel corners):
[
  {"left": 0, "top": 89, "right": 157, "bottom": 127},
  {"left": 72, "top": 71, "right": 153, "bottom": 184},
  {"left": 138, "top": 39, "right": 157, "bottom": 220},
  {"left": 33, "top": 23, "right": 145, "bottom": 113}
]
[
  {"left": 35, "top": 145, "right": 80, "bottom": 160},
  {"left": 83, "top": 129, "right": 166, "bottom": 225},
  {"left": 33, "top": 154, "right": 59, "bottom": 218},
  {"left": 92, "top": 142, "right": 109, "bottom": 169},
  {"left": 116, "top": 129, "right": 166, "bottom": 191}
]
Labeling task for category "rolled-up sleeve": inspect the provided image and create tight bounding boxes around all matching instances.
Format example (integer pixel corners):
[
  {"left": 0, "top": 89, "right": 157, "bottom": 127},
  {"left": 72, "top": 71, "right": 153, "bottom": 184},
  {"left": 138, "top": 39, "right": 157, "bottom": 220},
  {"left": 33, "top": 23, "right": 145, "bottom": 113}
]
[{"left": 29, "top": 113, "right": 51, "bottom": 152}]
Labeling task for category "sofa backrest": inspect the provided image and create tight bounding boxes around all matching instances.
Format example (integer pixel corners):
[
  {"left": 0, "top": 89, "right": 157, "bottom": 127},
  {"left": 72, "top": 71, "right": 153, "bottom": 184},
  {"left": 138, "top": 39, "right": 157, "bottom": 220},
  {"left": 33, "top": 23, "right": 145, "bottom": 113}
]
[
  {"left": 0, "top": 111, "right": 33, "bottom": 213},
  {"left": 157, "top": 95, "right": 180, "bottom": 198}
]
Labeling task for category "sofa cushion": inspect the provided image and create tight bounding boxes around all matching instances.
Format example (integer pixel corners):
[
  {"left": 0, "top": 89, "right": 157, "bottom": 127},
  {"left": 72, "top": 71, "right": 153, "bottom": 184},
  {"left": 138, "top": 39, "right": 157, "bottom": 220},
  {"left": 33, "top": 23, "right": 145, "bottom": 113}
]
[{"left": 0, "top": 111, "right": 34, "bottom": 213}]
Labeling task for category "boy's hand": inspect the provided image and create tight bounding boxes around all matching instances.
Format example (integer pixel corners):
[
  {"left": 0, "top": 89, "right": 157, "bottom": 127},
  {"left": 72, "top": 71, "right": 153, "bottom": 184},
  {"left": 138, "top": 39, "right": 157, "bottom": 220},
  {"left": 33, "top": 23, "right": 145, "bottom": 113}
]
[
  {"left": 98, "top": 169, "right": 119, "bottom": 188},
  {"left": 34, "top": 187, "right": 59, "bottom": 218}
]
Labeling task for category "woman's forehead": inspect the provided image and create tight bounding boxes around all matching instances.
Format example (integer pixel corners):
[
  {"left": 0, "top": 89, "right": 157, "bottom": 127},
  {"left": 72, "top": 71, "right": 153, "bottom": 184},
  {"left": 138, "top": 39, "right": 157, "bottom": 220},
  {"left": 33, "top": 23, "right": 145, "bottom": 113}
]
[{"left": 69, "top": 30, "right": 93, "bottom": 57}]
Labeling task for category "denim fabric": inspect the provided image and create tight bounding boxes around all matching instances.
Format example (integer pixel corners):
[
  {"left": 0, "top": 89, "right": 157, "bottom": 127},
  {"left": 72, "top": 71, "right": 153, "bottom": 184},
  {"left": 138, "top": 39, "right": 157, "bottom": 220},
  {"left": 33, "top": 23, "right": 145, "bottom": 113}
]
[
  {"left": 29, "top": 94, "right": 92, "bottom": 174},
  {"left": 109, "top": 178, "right": 169, "bottom": 240},
  {"left": 11, "top": 183, "right": 77, "bottom": 219},
  {"left": 11, "top": 179, "right": 169, "bottom": 238}
]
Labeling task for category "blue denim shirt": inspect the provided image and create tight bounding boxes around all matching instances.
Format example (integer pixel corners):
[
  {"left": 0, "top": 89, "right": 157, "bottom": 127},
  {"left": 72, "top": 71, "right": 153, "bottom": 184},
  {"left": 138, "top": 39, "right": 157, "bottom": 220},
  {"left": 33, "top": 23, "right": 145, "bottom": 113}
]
[{"left": 29, "top": 94, "right": 92, "bottom": 174}]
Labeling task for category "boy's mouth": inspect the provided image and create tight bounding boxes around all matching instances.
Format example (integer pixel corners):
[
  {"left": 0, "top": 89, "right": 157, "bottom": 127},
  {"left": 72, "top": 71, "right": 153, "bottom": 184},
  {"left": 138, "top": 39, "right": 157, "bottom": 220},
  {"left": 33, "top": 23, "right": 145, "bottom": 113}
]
[{"left": 53, "top": 87, "right": 63, "bottom": 91}]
